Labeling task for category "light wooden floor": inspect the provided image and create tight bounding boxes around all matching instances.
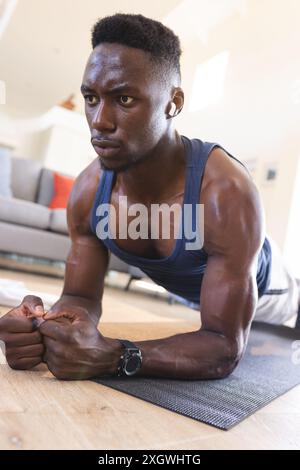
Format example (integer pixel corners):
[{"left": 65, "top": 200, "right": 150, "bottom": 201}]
[{"left": 0, "top": 268, "right": 300, "bottom": 450}]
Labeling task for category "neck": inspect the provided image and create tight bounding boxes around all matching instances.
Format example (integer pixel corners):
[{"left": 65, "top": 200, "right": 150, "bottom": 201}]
[{"left": 116, "top": 129, "right": 185, "bottom": 203}]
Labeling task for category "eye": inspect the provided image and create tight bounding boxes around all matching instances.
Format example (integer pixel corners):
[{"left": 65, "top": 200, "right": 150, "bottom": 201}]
[
  {"left": 119, "top": 96, "right": 134, "bottom": 106},
  {"left": 84, "top": 95, "right": 98, "bottom": 105}
]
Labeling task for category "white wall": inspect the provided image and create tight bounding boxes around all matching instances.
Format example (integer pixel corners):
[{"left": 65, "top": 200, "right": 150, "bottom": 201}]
[
  {"left": 170, "top": 0, "right": 300, "bottom": 251},
  {"left": 0, "top": 106, "right": 94, "bottom": 176},
  {"left": 284, "top": 156, "right": 300, "bottom": 277}
]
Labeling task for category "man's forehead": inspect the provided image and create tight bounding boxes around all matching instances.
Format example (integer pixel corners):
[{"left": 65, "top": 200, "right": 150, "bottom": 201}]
[
  {"left": 84, "top": 43, "right": 153, "bottom": 80},
  {"left": 82, "top": 66, "right": 132, "bottom": 91},
  {"left": 83, "top": 43, "right": 153, "bottom": 88}
]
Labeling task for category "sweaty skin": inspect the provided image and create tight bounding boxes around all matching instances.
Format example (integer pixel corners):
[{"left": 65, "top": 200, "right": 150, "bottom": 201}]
[{"left": 0, "top": 43, "right": 264, "bottom": 380}]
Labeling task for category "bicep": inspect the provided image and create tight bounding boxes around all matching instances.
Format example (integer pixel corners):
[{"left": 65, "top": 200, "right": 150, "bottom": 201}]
[
  {"left": 200, "top": 174, "right": 265, "bottom": 350},
  {"left": 200, "top": 253, "right": 258, "bottom": 345}
]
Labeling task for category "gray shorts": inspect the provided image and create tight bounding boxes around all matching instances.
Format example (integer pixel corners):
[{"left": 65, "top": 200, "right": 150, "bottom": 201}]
[{"left": 255, "top": 237, "right": 299, "bottom": 325}]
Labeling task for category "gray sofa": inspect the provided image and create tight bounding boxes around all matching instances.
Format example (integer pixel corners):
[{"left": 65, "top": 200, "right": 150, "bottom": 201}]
[
  {"left": 0, "top": 155, "right": 143, "bottom": 280},
  {"left": 0, "top": 156, "right": 71, "bottom": 262}
]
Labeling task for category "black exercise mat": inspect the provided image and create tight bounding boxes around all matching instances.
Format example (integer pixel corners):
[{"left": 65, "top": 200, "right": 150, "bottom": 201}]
[{"left": 94, "top": 322, "right": 300, "bottom": 430}]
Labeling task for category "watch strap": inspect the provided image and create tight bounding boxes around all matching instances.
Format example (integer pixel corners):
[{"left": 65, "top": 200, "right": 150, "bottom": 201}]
[{"left": 118, "top": 339, "right": 139, "bottom": 351}]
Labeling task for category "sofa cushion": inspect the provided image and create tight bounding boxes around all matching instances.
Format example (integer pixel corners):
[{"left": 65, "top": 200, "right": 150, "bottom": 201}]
[
  {"left": 11, "top": 157, "right": 42, "bottom": 202},
  {"left": 0, "top": 149, "right": 12, "bottom": 197},
  {"left": 0, "top": 221, "right": 71, "bottom": 262},
  {"left": 37, "top": 168, "right": 54, "bottom": 206},
  {"left": 48, "top": 172, "right": 75, "bottom": 209},
  {"left": 49, "top": 209, "right": 68, "bottom": 234},
  {"left": 0, "top": 196, "right": 50, "bottom": 229}
]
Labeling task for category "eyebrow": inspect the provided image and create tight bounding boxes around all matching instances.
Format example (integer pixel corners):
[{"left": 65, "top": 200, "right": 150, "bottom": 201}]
[
  {"left": 80, "top": 83, "right": 139, "bottom": 95},
  {"left": 80, "top": 84, "right": 93, "bottom": 94}
]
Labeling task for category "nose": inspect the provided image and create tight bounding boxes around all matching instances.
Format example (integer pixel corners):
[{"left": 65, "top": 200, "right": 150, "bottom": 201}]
[{"left": 91, "top": 100, "right": 116, "bottom": 133}]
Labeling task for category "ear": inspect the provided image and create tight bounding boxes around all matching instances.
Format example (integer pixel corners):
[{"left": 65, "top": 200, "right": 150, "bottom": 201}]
[
  {"left": 168, "top": 102, "right": 177, "bottom": 117},
  {"left": 167, "top": 87, "right": 184, "bottom": 118}
]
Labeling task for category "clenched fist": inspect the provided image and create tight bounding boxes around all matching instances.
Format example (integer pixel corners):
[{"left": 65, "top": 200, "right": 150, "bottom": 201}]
[
  {"left": 40, "top": 306, "right": 122, "bottom": 380},
  {"left": 0, "top": 295, "right": 45, "bottom": 370}
]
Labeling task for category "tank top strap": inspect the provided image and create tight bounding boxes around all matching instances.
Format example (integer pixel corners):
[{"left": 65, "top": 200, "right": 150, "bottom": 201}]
[
  {"left": 182, "top": 136, "right": 250, "bottom": 206},
  {"left": 182, "top": 136, "right": 219, "bottom": 206},
  {"left": 90, "top": 168, "right": 114, "bottom": 234}
]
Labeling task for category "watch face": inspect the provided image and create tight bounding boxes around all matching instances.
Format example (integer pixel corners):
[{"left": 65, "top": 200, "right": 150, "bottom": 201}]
[{"left": 125, "top": 354, "right": 141, "bottom": 375}]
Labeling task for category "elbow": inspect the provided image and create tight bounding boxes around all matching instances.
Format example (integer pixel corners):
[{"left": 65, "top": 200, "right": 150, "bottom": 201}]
[
  {"left": 187, "top": 345, "right": 243, "bottom": 380},
  {"left": 189, "top": 351, "right": 241, "bottom": 380},
  {"left": 214, "top": 355, "right": 240, "bottom": 379},
  {"left": 213, "top": 341, "right": 244, "bottom": 379}
]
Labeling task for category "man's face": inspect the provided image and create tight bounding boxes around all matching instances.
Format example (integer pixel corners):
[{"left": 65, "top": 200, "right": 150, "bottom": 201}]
[{"left": 81, "top": 43, "right": 171, "bottom": 171}]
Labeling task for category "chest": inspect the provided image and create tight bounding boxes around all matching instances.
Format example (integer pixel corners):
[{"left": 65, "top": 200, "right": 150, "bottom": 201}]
[{"left": 108, "top": 189, "right": 185, "bottom": 259}]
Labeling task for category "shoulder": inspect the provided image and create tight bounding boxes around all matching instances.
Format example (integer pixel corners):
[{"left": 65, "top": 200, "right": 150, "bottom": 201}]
[
  {"left": 67, "top": 157, "right": 102, "bottom": 237},
  {"left": 200, "top": 146, "right": 254, "bottom": 197},
  {"left": 200, "top": 147, "right": 265, "bottom": 258}
]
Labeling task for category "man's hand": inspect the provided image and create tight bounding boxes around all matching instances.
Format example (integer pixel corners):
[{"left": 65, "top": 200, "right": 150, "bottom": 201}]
[
  {"left": 40, "top": 307, "right": 122, "bottom": 380},
  {"left": 0, "top": 295, "right": 45, "bottom": 370}
]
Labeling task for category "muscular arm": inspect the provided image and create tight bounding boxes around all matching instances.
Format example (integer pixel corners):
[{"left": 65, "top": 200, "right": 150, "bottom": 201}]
[
  {"left": 49, "top": 160, "right": 108, "bottom": 325},
  {"left": 135, "top": 149, "right": 265, "bottom": 379}
]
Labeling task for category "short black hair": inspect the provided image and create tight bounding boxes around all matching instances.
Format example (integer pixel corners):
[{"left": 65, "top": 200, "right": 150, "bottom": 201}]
[{"left": 91, "top": 13, "right": 182, "bottom": 80}]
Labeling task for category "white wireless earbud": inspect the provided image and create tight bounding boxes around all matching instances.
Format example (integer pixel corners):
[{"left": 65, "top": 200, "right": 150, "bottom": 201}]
[{"left": 168, "top": 102, "right": 177, "bottom": 117}]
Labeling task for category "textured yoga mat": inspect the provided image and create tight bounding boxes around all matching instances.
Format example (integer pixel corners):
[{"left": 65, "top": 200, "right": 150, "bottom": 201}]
[{"left": 95, "top": 322, "right": 300, "bottom": 430}]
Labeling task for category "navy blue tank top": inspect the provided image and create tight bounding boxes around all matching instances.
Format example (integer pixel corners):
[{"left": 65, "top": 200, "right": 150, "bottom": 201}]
[{"left": 90, "top": 136, "right": 271, "bottom": 303}]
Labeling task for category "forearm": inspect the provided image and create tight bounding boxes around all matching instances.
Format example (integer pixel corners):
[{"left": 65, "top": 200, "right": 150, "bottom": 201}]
[
  {"left": 49, "top": 294, "right": 102, "bottom": 325},
  {"left": 134, "top": 330, "right": 241, "bottom": 380}
]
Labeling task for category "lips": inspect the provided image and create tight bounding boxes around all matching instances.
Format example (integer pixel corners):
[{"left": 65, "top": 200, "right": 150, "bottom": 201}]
[
  {"left": 92, "top": 139, "right": 121, "bottom": 159},
  {"left": 92, "top": 139, "right": 120, "bottom": 149}
]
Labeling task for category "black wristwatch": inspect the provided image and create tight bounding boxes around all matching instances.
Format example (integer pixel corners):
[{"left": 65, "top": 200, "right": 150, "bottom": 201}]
[{"left": 117, "top": 339, "right": 142, "bottom": 377}]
